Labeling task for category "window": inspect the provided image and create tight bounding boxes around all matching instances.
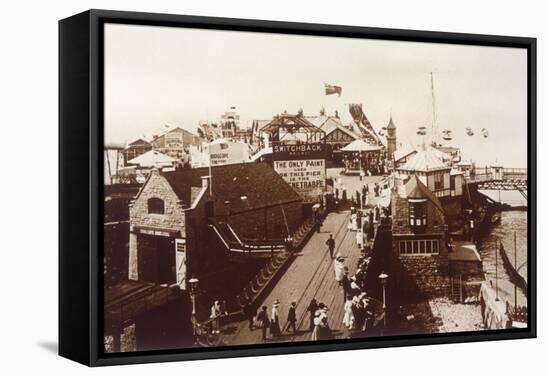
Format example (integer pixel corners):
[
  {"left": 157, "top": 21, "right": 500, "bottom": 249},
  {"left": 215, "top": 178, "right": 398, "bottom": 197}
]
[
  {"left": 398, "top": 239, "right": 440, "bottom": 255},
  {"left": 434, "top": 173, "right": 444, "bottom": 190},
  {"left": 147, "top": 197, "right": 165, "bottom": 214},
  {"left": 409, "top": 200, "right": 427, "bottom": 230}
]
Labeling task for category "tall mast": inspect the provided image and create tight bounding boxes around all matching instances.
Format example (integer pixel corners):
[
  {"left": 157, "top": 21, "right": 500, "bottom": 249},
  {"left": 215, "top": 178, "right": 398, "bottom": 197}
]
[{"left": 430, "top": 72, "right": 439, "bottom": 146}]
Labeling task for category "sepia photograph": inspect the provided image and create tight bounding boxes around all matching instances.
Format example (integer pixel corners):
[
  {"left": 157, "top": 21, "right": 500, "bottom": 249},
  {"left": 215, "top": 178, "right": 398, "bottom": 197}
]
[{"left": 101, "top": 22, "right": 529, "bottom": 353}]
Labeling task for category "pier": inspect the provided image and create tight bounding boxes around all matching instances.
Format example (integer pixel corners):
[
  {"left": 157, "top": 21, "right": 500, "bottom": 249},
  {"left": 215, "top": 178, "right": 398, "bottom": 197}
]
[{"left": 219, "top": 210, "right": 373, "bottom": 345}]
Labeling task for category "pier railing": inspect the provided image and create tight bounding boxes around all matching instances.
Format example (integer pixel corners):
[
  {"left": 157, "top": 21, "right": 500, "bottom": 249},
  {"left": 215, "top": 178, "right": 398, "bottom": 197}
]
[{"left": 466, "top": 167, "right": 527, "bottom": 184}]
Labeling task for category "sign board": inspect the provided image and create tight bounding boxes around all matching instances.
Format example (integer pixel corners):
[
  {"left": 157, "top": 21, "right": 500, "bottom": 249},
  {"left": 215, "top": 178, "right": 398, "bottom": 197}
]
[
  {"left": 208, "top": 141, "right": 250, "bottom": 166},
  {"left": 175, "top": 238, "right": 186, "bottom": 290},
  {"left": 165, "top": 131, "right": 184, "bottom": 149},
  {"left": 273, "top": 143, "right": 325, "bottom": 160},
  {"left": 273, "top": 143, "right": 326, "bottom": 203},
  {"left": 274, "top": 159, "right": 326, "bottom": 202}
]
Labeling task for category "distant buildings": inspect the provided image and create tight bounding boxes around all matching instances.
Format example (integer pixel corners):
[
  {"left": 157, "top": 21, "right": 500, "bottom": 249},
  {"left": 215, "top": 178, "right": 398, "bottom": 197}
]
[
  {"left": 122, "top": 138, "right": 152, "bottom": 165},
  {"left": 150, "top": 127, "right": 200, "bottom": 160}
]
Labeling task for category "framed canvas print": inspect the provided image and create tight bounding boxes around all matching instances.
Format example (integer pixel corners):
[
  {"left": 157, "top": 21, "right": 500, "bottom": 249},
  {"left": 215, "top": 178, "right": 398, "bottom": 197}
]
[{"left": 59, "top": 9, "right": 536, "bottom": 366}]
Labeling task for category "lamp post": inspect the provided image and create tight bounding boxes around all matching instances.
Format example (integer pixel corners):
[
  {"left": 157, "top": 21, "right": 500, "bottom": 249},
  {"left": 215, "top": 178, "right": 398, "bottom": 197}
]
[
  {"left": 188, "top": 277, "right": 199, "bottom": 345},
  {"left": 378, "top": 272, "right": 389, "bottom": 329}
]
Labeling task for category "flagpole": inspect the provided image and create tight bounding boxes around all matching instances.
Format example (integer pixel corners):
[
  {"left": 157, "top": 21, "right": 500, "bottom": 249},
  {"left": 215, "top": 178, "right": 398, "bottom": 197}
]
[{"left": 208, "top": 142, "right": 213, "bottom": 196}]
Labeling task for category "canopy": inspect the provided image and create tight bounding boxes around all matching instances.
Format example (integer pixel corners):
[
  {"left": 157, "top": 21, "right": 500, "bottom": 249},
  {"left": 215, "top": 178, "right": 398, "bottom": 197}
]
[
  {"left": 127, "top": 150, "right": 176, "bottom": 168},
  {"left": 340, "top": 139, "right": 382, "bottom": 152}
]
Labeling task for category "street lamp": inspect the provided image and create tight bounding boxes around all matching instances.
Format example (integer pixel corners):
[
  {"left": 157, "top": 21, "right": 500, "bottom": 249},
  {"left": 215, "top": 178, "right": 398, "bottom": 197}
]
[
  {"left": 188, "top": 277, "right": 199, "bottom": 344},
  {"left": 378, "top": 272, "right": 389, "bottom": 328}
]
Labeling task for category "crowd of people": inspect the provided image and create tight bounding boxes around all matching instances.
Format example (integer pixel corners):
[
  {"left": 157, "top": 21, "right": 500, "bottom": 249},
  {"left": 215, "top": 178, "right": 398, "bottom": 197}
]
[{"left": 233, "top": 218, "right": 381, "bottom": 343}]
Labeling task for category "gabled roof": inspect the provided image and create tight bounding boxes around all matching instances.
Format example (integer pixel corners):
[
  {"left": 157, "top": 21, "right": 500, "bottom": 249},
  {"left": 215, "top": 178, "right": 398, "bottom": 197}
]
[
  {"left": 398, "top": 147, "right": 449, "bottom": 172},
  {"left": 163, "top": 163, "right": 302, "bottom": 211},
  {"left": 321, "top": 117, "right": 360, "bottom": 140},
  {"left": 125, "top": 138, "right": 151, "bottom": 148},
  {"left": 405, "top": 175, "right": 444, "bottom": 213}
]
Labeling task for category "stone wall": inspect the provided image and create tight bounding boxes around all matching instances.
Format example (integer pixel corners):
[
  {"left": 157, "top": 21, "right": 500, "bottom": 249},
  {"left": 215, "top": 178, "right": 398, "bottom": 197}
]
[
  {"left": 128, "top": 170, "right": 187, "bottom": 280},
  {"left": 396, "top": 252, "right": 450, "bottom": 296}
]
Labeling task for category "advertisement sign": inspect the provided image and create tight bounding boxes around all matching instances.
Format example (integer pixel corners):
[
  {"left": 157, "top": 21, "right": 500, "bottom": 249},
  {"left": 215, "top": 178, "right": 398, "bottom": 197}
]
[
  {"left": 274, "top": 159, "right": 326, "bottom": 202},
  {"left": 273, "top": 143, "right": 325, "bottom": 160}
]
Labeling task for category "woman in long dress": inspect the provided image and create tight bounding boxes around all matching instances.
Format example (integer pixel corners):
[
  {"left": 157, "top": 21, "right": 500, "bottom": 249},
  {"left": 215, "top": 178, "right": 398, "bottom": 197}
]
[
  {"left": 311, "top": 313, "right": 322, "bottom": 341},
  {"left": 350, "top": 212, "right": 358, "bottom": 231},
  {"left": 342, "top": 295, "right": 355, "bottom": 329},
  {"left": 334, "top": 256, "right": 345, "bottom": 283},
  {"left": 270, "top": 300, "right": 281, "bottom": 339}
]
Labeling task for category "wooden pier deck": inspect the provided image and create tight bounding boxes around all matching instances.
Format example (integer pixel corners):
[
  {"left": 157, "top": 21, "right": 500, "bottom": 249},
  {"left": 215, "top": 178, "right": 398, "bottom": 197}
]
[{"left": 220, "top": 210, "right": 365, "bottom": 345}]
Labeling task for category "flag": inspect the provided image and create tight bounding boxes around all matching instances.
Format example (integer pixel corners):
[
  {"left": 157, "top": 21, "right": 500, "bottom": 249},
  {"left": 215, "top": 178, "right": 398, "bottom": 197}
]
[{"left": 324, "top": 83, "right": 342, "bottom": 97}]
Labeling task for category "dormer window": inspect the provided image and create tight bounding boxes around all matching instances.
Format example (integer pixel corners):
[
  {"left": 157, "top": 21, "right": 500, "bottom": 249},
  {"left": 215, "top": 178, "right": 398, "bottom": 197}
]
[
  {"left": 408, "top": 199, "right": 427, "bottom": 230},
  {"left": 148, "top": 197, "right": 165, "bottom": 214}
]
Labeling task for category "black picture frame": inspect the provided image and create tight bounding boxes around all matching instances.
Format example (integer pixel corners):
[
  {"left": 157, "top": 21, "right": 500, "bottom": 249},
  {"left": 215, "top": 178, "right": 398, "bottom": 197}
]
[{"left": 59, "top": 9, "right": 537, "bottom": 367}]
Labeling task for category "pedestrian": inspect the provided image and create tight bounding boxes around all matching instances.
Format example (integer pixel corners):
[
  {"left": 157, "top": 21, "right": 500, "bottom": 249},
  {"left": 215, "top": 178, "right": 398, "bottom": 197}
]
[
  {"left": 334, "top": 255, "right": 345, "bottom": 283},
  {"left": 311, "top": 312, "right": 322, "bottom": 340},
  {"left": 284, "top": 301, "right": 297, "bottom": 333},
  {"left": 315, "top": 215, "right": 321, "bottom": 233},
  {"left": 256, "top": 306, "right": 270, "bottom": 341},
  {"left": 342, "top": 186, "right": 347, "bottom": 203},
  {"left": 209, "top": 300, "right": 224, "bottom": 334},
  {"left": 243, "top": 298, "right": 256, "bottom": 331},
  {"left": 307, "top": 298, "right": 318, "bottom": 331},
  {"left": 270, "top": 300, "right": 281, "bottom": 339},
  {"left": 343, "top": 295, "right": 355, "bottom": 329},
  {"left": 341, "top": 267, "right": 351, "bottom": 303},
  {"left": 356, "top": 229, "right": 363, "bottom": 249},
  {"left": 326, "top": 234, "right": 335, "bottom": 259}
]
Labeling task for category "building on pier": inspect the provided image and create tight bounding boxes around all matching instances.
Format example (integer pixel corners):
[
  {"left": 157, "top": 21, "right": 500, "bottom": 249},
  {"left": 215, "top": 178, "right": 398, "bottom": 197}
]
[{"left": 390, "top": 175, "right": 450, "bottom": 297}]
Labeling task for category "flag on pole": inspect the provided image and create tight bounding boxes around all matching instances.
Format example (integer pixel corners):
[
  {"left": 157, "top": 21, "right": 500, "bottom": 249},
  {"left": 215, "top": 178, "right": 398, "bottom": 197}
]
[{"left": 324, "top": 83, "right": 342, "bottom": 97}]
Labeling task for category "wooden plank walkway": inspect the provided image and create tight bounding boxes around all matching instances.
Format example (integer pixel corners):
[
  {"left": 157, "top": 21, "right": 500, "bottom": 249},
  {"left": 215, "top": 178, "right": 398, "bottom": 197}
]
[{"left": 220, "top": 209, "right": 365, "bottom": 345}]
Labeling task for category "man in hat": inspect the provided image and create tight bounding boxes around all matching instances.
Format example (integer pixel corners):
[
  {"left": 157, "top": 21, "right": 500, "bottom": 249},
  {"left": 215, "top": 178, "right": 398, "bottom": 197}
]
[
  {"left": 326, "top": 234, "right": 335, "bottom": 259},
  {"left": 284, "top": 301, "right": 298, "bottom": 333},
  {"left": 256, "top": 306, "right": 270, "bottom": 341}
]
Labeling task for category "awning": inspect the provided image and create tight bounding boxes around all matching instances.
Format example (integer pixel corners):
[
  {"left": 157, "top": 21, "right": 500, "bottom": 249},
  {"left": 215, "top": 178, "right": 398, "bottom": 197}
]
[{"left": 340, "top": 139, "right": 382, "bottom": 152}]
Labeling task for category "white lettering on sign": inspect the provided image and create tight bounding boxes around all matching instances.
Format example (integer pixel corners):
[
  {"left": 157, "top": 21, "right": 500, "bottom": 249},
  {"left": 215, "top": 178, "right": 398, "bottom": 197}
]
[
  {"left": 274, "top": 159, "right": 326, "bottom": 202},
  {"left": 138, "top": 228, "right": 171, "bottom": 237}
]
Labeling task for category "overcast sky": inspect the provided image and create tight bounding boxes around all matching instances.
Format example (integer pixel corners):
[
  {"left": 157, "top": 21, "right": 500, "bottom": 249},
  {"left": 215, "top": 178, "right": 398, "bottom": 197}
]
[{"left": 104, "top": 23, "right": 527, "bottom": 167}]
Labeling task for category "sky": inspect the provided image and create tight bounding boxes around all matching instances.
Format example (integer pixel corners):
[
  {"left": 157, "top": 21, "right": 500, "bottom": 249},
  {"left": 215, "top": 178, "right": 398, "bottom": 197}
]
[{"left": 104, "top": 23, "right": 528, "bottom": 168}]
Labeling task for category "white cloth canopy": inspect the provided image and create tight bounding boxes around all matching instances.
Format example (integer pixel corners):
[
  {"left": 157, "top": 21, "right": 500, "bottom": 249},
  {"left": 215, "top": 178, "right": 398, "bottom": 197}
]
[
  {"left": 341, "top": 139, "right": 382, "bottom": 152},
  {"left": 127, "top": 150, "right": 176, "bottom": 168}
]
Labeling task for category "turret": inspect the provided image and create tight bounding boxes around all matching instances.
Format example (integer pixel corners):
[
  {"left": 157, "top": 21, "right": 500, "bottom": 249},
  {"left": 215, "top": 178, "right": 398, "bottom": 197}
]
[{"left": 386, "top": 116, "right": 397, "bottom": 159}]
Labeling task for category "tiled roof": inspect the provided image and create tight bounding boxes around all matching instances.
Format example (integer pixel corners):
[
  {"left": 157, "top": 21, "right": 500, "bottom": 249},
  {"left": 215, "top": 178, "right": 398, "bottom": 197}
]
[
  {"left": 393, "top": 143, "right": 417, "bottom": 162},
  {"left": 163, "top": 162, "right": 302, "bottom": 211},
  {"left": 398, "top": 147, "right": 449, "bottom": 172}
]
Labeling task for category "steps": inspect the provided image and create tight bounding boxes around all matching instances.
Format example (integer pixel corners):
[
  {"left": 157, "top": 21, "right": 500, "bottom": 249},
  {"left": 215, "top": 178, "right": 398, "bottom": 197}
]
[{"left": 451, "top": 275, "right": 463, "bottom": 303}]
